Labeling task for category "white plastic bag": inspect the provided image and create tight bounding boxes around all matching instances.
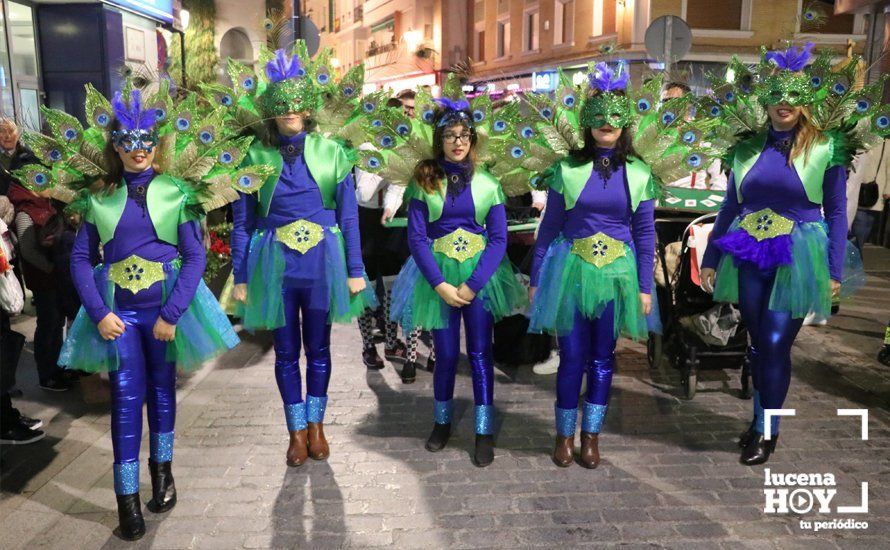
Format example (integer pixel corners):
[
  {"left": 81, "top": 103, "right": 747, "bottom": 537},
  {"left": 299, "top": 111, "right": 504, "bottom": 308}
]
[{"left": 0, "top": 219, "right": 24, "bottom": 314}]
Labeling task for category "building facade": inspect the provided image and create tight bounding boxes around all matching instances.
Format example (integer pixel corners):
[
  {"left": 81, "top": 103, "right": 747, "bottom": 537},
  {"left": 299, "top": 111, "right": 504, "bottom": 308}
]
[
  {"left": 464, "top": 0, "right": 870, "bottom": 94},
  {"left": 0, "top": 0, "right": 177, "bottom": 130}
]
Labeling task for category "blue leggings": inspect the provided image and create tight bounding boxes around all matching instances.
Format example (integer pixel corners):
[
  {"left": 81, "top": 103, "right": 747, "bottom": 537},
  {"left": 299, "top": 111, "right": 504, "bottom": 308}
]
[
  {"left": 552, "top": 304, "right": 616, "bottom": 436},
  {"left": 556, "top": 304, "right": 617, "bottom": 409},
  {"left": 431, "top": 298, "right": 495, "bottom": 434},
  {"left": 273, "top": 286, "right": 332, "bottom": 431},
  {"left": 738, "top": 264, "right": 804, "bottom": 435},
  {"left": 110, "top": 307, "right": 176, "bottom": 495}
]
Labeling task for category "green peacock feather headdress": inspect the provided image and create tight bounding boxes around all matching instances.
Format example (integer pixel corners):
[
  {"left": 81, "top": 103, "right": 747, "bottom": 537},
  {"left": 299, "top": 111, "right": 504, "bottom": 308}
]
[{"left": 14, "top": 80, "right": 275, "bottom": 214}]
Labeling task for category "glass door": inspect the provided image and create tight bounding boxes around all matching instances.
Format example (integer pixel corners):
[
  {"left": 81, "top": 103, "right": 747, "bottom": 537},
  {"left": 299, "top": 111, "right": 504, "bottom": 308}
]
[
  {"left": 6, "top": 0, "right": 41, "bottom": 130},
  {"left": 0, "top": 6, "right": 14, "bottom": 118}
]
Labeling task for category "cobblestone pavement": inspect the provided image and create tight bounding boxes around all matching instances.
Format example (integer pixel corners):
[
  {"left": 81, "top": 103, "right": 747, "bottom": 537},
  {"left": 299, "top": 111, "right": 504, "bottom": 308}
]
[{"left": 2, "top": 247, "right": 888, "bottom": 549}]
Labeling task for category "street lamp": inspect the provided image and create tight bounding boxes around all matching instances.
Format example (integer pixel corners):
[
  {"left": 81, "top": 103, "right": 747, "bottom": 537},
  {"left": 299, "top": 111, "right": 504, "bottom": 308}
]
[{"left": 176, "top": 9, "right": 191, "bottom": 90}]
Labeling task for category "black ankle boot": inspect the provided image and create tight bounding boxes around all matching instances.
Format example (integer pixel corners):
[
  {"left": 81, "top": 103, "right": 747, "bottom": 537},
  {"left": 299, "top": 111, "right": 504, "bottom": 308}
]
[
  {"left": 400, "top": 361, "right": 417, "bottom": 384},
  {"left": 473, "top": 434, "right": 494, "bottom": 467},
  {"left": 738, "top": 421, "right": 755, "bottom": 449},
  {"left": 116, "top": 493, "right": 146, "bottom": 541},
  {"left": 425, "top": 422, "right": 451, "bottom": 452},
  {"left": 147, "top": 459, "right": 177, "bottom": 513},
  {"left": 740, "top": 433, "right": 777, "bottom": 466}
]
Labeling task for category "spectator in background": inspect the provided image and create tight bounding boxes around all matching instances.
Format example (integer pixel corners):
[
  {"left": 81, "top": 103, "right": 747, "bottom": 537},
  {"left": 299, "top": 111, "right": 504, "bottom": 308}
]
[
  {"left": 4, "top": 118, "right": 70, "bottom": 391},
  {"left": 660, "top": 82, "right": 728, "bottom": 191},
  {"left": 355, "top": 95, "right": 410, "bottom": 370},
  {"left": 1, "top": 212, "right": 43, "bottom": 444},
  {"left": 0, "top": 118, "right": 38, "bottom": 196},
  {"left": 846, "top": 138, "right": 889, "bottom": 257}
]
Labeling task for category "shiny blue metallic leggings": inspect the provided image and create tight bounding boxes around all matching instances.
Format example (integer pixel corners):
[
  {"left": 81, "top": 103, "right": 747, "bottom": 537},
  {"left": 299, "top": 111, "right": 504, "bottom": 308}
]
[
  {"left": 738, "top": 264, "right": 804, "bottom": 436},
  {"left": 110, "top": 308, "right": 176, "bottom": 495},
  {"left": 431, "top": 298, "right": 495, "bottom": 435},
  {"left": 273, "top": 286, "right": 332, "bottom": 432},
  {"left": 553, "top": 304, "right": 616, "bottom": 436}
]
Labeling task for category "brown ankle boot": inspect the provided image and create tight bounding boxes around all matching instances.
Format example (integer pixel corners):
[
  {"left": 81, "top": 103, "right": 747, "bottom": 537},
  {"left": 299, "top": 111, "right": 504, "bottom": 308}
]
[
  {"left": 307, "top": 422, "right": 330, "bottom": 460},
  {"left": 579, "top": 432, "right": 600, "bottom": 469},
  {"left": 552, "top": 435, "right": 575, "bottom": 467},
  {"left": 286, "top": 429, "right": 309, "bottom": 467}
]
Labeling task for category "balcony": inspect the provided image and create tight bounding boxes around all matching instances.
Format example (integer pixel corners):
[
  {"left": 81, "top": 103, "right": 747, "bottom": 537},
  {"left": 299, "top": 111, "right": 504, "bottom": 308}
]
[{"left": 366, "top": 41, "right": 398, "bottom": 58}]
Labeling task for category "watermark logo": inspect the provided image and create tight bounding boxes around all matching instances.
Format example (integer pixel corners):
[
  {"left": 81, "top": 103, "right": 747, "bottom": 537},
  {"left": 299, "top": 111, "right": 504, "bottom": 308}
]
[{"left": 761, "top": 408, "right": 869, "bottom": 532}]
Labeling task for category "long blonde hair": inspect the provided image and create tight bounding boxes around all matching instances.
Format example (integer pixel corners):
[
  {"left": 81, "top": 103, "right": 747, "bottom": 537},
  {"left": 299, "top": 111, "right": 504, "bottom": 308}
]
[{"left": 789, "top": 107, "right": 824, "bottom": 165}]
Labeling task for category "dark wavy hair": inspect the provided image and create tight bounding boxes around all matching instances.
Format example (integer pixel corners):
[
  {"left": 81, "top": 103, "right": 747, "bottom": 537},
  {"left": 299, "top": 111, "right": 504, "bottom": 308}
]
[{"left": 412, "top": 110, "right": 477, "bottom": 194}]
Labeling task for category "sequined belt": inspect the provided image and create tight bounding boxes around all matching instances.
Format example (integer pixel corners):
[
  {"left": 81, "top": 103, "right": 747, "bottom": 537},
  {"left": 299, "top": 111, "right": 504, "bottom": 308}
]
[
  {"left": 570, "top": 232, "right": 627, "bottom": 268},
  {"left": 432, "top": 228, "right": 486, "bottom": 263},
  {"left": 275, "top": 219, "right": 326, "bottom": 254},
  {"left": 108, "top": 255, "right": 167, "bottom": 294},
  {"left": 739, "top": 208, "right": 794, "bottom": 241}
]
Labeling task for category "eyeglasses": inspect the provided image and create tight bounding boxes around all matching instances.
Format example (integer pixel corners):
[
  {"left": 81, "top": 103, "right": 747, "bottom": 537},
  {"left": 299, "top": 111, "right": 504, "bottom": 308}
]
[{"left": 443, "top": 132, "right": 472, "bottom": 144}]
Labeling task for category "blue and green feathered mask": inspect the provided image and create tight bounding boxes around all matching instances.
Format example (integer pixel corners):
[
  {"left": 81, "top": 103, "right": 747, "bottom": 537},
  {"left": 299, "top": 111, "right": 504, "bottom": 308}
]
[{"left": 110, "top": 89, "right": 159, "bottom": 152}]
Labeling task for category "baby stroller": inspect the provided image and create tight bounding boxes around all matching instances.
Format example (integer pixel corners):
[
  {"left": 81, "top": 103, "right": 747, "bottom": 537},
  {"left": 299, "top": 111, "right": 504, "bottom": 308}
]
[{"left": 649, "top": 212, "right": 751, "bottom": 400}]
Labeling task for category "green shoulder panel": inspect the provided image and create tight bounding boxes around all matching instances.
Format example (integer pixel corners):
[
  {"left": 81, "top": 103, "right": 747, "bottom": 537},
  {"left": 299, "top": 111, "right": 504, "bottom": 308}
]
[
  {"left": 555, "top": 155, "right": 652, "bottom": 212},
  {"left": 252, "top": 133, "right": 356, "bottom": 216},
  {"left": 412, "top": 167, "right": 504, "bottom": 225},
  {"left": 555, "top": 157, "right": 593, "bottom": 211},
  {"left": 248, "top": 139, "right": 284, "bottom": 217},
  {"left": 625, "top": 156, "right": 655, "bottom": 212},
  {"left": 146, "top": 174, "right": 193, "bottom": 246},
  {"left": 87, "top": 174, "right": 192, "bottom": 246},
  {"left": 732, "top": 131, "right": 831, "bottom": 205},
  {"left": 304, "top": 133, "right": 356, "bottom": 210},
  {"left": 85, "top": 184, "right": 127, "bottom": 244}
]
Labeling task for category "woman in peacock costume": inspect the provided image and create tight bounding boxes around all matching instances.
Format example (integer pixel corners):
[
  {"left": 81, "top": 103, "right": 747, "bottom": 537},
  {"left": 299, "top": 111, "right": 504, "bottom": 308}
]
[
  {"left": 211, "top": 43, "right": 376, "bottom": 468},
  {"left": 14, "top": 81, "right": 272, "bottom": 540},
  {"left": 699, "top": 42, "right": 880, "bottom": 465},
  {"left": 520, "top": 62, "right": 715, "bottom": 469},
  {"left": 359, "top": 76, "right": 527, "bottom": 467}
]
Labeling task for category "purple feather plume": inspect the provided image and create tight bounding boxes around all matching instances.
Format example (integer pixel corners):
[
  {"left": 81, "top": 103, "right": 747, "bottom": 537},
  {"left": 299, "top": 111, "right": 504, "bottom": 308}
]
[
  {"left": 111, "top": 89, "right": 155, "bottom": 131},
  {"left": 587, "top": 62, "right": 629, "bottom": 93},
  {"left": 764, "top": 42, "right": 815, "bottom": 72},
  {"left": 434, "top": 97, "right": 471, "bottom": 112},
  {"left": 265, "top": 49, "right": 303, "bottom": 83},
  {"left": 714, "top": 229, "right": 793, "bottom": 270}
]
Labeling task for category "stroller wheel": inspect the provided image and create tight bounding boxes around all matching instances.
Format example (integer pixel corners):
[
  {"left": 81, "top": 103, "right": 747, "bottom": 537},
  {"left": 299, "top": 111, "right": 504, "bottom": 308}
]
[
  {"left": 739, "top": 359, "right": 752, "bottom": 399},
  {"left": 682, "top": 371, "right": 697, "bottom": 400},
  {"left": 680, "top": 348, "right": 698, "bottom": 400},
  {"left": 647, "top": 334, "right": 663, "bottom": 370}
]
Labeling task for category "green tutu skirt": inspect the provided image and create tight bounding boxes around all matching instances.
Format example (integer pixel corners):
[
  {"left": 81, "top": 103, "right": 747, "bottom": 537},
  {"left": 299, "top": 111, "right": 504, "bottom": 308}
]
[
  {"left": 390, "top": 248, "right": 527, "bottom": 331},
  {"left": 237, "top": 227, "right": 377, "bottom": 331},
  {"left": 58, "top": 260, "right": 240, "bottom": 373},
  {"left": 714, "top": 220, "right": 866, "bottom": 320},
  {"left": 528, "top": 237, "right": 647, "bottom": 340}
]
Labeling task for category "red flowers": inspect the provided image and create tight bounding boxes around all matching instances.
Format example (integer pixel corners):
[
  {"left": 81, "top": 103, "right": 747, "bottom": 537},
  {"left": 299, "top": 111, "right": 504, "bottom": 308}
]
[{"left": 209, "top": 230, "right": 231, "bottom": 256}]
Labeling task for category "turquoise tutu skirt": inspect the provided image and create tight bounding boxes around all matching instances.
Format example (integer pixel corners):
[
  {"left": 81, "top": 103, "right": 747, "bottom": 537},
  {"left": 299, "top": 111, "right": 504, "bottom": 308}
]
[
  {"left": 714, "top": 220, "right": 866, "bottom": 319},
  {"left": 58, "top": 261, "right": 240, "bottom": 373},
  {"left": 237, "top": 227, "right": 377, "bottom": 331},
  {"left": 389, "top": 246, "right": 527, "bottom": 331},
  {"left": 528, "top": 237, "right": 655, "bottom": 340}
]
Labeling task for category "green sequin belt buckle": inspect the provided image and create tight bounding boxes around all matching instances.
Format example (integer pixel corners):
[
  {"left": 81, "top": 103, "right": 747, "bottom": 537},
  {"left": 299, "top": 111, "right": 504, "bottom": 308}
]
[
  {"left": 432, "top": 228, "right": 486, "bottom": 263},
  {"left": 276, "top": 219, "right": 325, "bottom": 254},
  {"left": 570, "top": 232, "right": 627, "bottom": 268},
  {"left": 108, "top": 255, "right": 167, "bottom": 294},
  {"left": 739, "top": 208, "right": 794, "bottom": 242}
]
